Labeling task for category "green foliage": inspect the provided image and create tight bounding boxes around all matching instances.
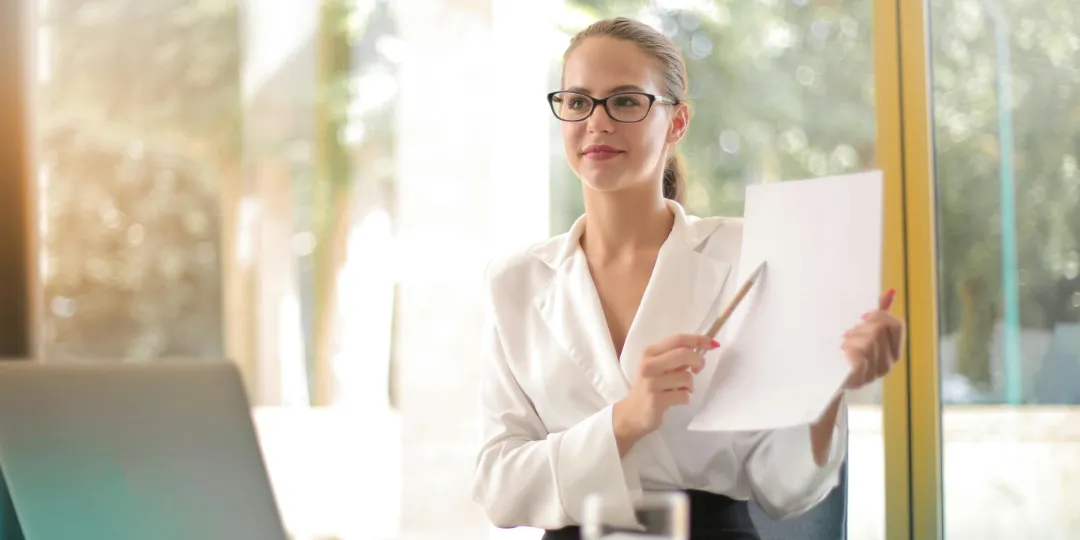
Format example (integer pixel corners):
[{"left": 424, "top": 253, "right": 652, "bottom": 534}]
[
  {"left": 931, "top": 0, "right": 1080, "bottom": 398},
  {"left": 33, "top": 0, "right": 1080, "bottom": 401},
  {"left": 557, "top": 0, "right": 1080, "bottom": 402},
  {"left": 555, "top": 0, "right": 875, "bottom": 220}
]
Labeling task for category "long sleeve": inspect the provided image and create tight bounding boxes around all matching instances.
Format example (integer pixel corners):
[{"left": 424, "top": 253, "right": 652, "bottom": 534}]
[
  {"left": 470, "top": 276, "right": 642, "bottom": 530},
  {"left": 741, "top": 395, "right": 848, "bottom": 520}
]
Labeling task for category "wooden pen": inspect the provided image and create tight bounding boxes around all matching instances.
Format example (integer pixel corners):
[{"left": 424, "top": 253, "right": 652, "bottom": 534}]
[{"left": 701, "top": 260, "right": 767, "bottom": 344}]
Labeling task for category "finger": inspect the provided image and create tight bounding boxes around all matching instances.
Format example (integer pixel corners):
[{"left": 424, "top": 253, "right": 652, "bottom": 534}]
[
  {"left": 859, "top": 317, "right": 902, "bottom": 369},
  {"left": 647, "top": 369, "right": 694, "bottom": 394},
  {"left": 869, "top": 330, "right": 891, "bottom": 380},
  {"left": 874, "top": 348, "right": 891, "bottom": 378},
  {"left": 861, "top": 315, "right": 902, "bottom": 362},
  {"left": 644, "top": 334, "right": 719, "bottom": 357},
  {"left": 659, "top": 389, "right": 691, "bottom": 407},
  {"left": 645, "top": 347, "right": 705, "bottom": 375},
  {"left": 844, "top": 321, "right": 878, "bottom": 341},
  {"left": 662, "top": 371, "right": 694, "bottom": 392},
  {"left": 879, "top": 288, "right": 897, "bottom": 311},
  {"left": 859, "top": 331, "right": 887, "bottom": 379},
  {"left": 879, "top": 289, "right": 896, "bottom": 311},
  {"left": 884, "top": 316, "right": 904, "bottom": 359},
  {"left": 860, "top": 310, "right": 894, "bottom": 324},
  {"left": 867, "top": 330, "right": 884, "bottom": 375}
]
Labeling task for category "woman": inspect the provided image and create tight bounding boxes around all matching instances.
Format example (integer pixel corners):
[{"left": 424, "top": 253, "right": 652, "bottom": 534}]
[{"left": 471, "top": 17, "right": 903, "bottom": 540}]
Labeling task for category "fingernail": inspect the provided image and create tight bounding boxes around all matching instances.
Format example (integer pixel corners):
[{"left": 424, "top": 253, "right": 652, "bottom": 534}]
[
  {"left": 887, "top": 288, "right": 896, "bottom": 297},
  {"left": 861, "top": 312, "right": 871, "bottom": 320},
  {"left": 842, "top": 330, "right": 851, "bottom": 337},
  {"left": 710, "top": 339, "right": 720, "bottom": 348}
]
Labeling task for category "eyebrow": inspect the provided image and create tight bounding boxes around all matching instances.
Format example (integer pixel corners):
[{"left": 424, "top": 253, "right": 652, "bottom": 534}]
[{"left": 564, "top": 84, "right": 648, "bottom": 95}]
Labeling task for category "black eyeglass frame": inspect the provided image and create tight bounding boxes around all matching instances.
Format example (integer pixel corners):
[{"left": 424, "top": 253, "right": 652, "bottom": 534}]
[{"left": 546, "top": 91, "right": 680, "bottom": 124}]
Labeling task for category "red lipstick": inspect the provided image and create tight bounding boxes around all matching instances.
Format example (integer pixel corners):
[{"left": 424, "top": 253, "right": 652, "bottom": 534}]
[{"left": 582, "top": 144, "right": 624, "bottom": 161}]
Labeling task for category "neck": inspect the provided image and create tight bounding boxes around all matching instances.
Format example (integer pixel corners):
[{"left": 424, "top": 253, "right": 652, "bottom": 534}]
[{"left": 579, "top": 185, "right": 674, "bottom": 262}]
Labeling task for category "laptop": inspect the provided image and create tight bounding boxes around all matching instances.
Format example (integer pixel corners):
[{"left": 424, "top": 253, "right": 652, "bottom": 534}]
[{"left": 0, "top": 362, "right": 288, "bottom": 540}]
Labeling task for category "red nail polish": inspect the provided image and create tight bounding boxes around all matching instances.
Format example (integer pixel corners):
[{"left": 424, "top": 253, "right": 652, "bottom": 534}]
[
  {"left": 887, "top": 288, "right": 896, "bottom": 296},
  {"left": 710, "top": 339, "right": 720, "bottom": 348}
]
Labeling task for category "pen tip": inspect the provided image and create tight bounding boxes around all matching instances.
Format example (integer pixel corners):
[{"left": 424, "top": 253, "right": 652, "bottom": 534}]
[{"left": 751, "top": 261, "right": 766, "bottom": 280}]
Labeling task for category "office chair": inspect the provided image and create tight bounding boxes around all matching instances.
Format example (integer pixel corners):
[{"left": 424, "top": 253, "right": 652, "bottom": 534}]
[{"left": 749, "top": 452, "right": 848, "bottom": 540}]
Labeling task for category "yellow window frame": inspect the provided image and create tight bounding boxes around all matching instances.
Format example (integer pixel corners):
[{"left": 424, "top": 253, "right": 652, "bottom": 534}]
[{"left": 874, "top": 0, "right": 943, "bottom": 538}]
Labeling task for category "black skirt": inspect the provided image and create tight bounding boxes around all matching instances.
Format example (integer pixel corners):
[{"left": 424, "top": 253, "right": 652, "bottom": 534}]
[{"left": 541, "top": 490, "right": 760, "bottom": 540}]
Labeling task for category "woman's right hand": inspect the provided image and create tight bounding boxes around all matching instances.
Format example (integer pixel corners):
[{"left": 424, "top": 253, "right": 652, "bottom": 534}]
[{"left": 612, "top": 334, "right": 719, "bottom": 455}]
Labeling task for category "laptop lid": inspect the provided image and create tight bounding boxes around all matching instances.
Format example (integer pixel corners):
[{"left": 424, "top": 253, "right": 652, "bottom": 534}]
[{"left": 0, "top": 362, "right": 287, "bottom": 540}]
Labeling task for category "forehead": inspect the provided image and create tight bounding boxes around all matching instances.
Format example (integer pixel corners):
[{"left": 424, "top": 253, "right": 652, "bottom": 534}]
[{"left": 562, "top": 36, "right": 662, "bottom": 95}]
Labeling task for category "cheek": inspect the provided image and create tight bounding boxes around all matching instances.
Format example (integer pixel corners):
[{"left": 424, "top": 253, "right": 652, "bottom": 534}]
[
  {"left": 561, "top": 124, "right": 583, "bottom": 162},
  {"left": 627, "top": 122, "right": 668, "bottom": 161}
]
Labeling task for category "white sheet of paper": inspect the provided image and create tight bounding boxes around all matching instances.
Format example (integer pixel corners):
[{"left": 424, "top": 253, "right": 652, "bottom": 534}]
[{"left": 688, "top": 170, "right": 884, "bottom": 432}]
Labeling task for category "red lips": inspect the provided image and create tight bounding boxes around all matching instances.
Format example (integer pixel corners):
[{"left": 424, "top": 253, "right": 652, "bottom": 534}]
[{"left": 582, "top": 144, "right": 624, "bottom": 161}]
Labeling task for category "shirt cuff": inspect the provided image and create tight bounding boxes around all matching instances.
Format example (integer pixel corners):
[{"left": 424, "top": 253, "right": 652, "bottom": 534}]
[
  {"left": 747, "top": 397, "right": 848, "bottom": 519},
  {"left": 552, "top": 404, "right": 642, "bottom": 528}
]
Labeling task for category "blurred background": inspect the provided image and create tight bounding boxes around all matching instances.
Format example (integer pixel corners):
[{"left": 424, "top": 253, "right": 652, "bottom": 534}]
[{"left": 2, "top": 0, "right": 1079, "bottom": 538}]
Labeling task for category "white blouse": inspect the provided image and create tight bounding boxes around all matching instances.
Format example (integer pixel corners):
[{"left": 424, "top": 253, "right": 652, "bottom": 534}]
[{"left": 471, "top": 200, "right": 847, "bottom": 531}]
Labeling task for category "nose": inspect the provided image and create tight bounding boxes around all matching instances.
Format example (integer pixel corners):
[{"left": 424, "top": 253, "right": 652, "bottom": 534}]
[{"left": 585, "top": 103, "right": 616, "bottom": 133}]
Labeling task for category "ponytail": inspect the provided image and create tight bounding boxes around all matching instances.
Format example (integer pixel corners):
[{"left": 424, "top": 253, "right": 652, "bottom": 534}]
[{"left": 662, "top": 151, "right": 686, "bottom": 204}]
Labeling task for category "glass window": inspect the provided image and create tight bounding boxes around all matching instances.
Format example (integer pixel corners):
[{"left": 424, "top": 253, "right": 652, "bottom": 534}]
[
  {"left": 929, "top": 0, "right": 1080, "bottom": 537},
  {"left": 24, "top": 0, "right": 922, "bottom": 538},
  {"left": 31, "top": 0, "right": 403, "bottom": 537},
  {"left": 34, "top": 0, "right": 239, "bottom": 363},
  {"left": 551, "top": 1, "right": 877, "bottom": 231}
]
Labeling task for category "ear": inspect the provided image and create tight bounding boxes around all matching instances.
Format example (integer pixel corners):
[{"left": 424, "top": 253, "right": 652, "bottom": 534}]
[{"left": 667, "top": 103, "right": 690, "bottom": 144}]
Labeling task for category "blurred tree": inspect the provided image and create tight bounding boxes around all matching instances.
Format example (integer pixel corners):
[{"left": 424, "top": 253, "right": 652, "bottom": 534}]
[
  {"left": 38, "top": 0, "right": 400, "bottom": 406},
  {"left": 312, "top": 0, "right": 355, "bottom": 405},
  {"left": 309, "top": 0, "right": 400, "bottom": 405},
  {"left": 556, "top": 0, "right": 875, "bottom": 219},
  {"left": 556, "top": 0, "right": 1080, "bottom": 402},
  {"left": 931, "top": 0, "right": 1080, "bottom": 400},
  {"left": 39, "top": 0, "right": 239, "bottom": 363}
]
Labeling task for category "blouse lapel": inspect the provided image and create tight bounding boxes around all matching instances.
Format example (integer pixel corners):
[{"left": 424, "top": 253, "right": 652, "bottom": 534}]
[
  {"left": 616, "top": 201, "right": 734, "bottom": 486},
  {"left": 532, "top": 216, "right": 631, "bottom": 406},
  {"left": 529, "top": 201, "right": 737, "bottom": 487},
  {"left": 618, "top": 202, "right": 732, "bottom": 381}
]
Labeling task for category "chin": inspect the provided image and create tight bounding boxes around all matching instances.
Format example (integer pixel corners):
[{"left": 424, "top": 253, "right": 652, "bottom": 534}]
[{"left": 575, "top": 168, "right": 628, "bottom": 194}]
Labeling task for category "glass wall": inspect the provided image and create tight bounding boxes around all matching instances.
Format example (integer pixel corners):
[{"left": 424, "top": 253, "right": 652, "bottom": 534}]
[
  {"left": 34, "top": 0, "right": 236, "bottom": 364},
  {"left": 28, "top": 0, "right": 892, "bottom": 537},
  {"left": 550, "top": 0, "right": 878, "bottom": 231},
  {"left": 31, "top": 0, "right": 405, "bottom": 537},
  {"left": 928, "top": 0, "right": 1080, "bottom": 537},
  {"left": 31, "top": 0, "right": 1080, "bottom": 538}
]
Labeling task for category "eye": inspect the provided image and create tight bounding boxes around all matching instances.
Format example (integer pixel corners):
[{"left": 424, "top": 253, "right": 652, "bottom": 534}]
[
  {"left": 566, "top": 96, "right": 589, "bottom": 110},
  {"left": 611, "top": 94, "right": 646, "bottom": 108}
]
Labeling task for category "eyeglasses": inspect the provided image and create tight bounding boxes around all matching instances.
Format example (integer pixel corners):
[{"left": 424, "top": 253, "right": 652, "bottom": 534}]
[{"left": 546, "top": 91, "right": 679, "bottom": 123}]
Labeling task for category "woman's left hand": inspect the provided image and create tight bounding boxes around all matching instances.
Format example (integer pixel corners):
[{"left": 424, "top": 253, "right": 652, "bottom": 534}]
[{"left": 842, "top": 289, "right": 905, "bottom": 389}]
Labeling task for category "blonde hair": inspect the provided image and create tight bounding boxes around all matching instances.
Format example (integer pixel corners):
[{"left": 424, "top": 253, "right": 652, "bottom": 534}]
[{"left": 564, "top": 17, "right": 690, "bottom": 204}]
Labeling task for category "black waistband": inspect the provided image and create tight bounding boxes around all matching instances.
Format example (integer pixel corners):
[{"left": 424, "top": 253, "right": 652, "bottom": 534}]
[{"left": 542, "top": 490, "right": 760, "bottom": 540}]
